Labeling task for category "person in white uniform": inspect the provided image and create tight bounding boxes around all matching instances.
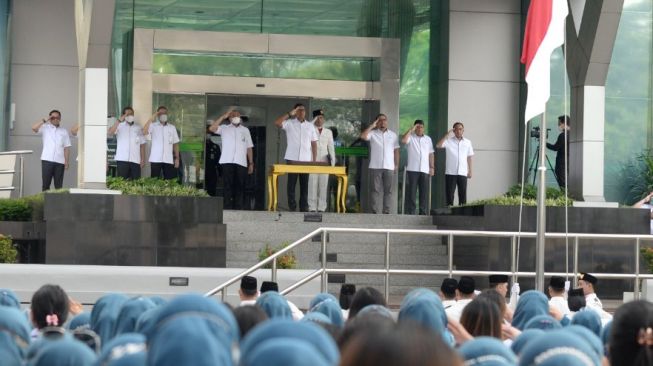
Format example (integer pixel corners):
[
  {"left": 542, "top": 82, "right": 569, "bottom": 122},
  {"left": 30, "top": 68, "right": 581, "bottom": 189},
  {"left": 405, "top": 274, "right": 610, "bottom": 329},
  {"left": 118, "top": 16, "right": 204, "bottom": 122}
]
[
  {"left": 579, "top": 272, "right": 612, "bottom": 322},
  {"left": 308, "top": 109, "right": 335, "bottom": 212},
  {"left": 436, "top": 121, "right": 474, "bottom": 206},
  {"left": 440, "top": 278, "right": 458, "bottom": 310},
  {"left": 32, "top": 110, "right": 72, "bottom": 191},
  {"left": 209, "top": 109, "right": 254, "bottom": 210},
  {"left": 144, "top": 106, "right": 180, "bottom": 180},
  {"left": 445, "top": 276, "right": 476, "bottom": 322},
  {"left": 401, "top": 119, "right": 435, "bottom": 215},
  {"left": 239, "top": 276, "right": 259, "bottom": 307},
  {"left": 361, "top": 114, "right": 400, "bottom": 214},
  {"left": 273, "top": 103, "right": 318, "bottom": 212},
  {"left": 548, "top": 276, "right": 571, "bottom": 318},
  {"left": 108, "top": 106, "right": 146, "bottom": 180}
]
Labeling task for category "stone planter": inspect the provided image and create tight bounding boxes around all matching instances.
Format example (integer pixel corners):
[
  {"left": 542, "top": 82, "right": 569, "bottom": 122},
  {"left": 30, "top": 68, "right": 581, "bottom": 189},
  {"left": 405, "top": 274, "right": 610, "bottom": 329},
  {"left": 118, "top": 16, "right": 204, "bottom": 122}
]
[
  {"left": 44, "top": 194, "right": 225, "bottom": 267},
  {"left": 433, "top": 205, "right": 650, "bottom": 299},
  {"left": 0, "top": 221, "right": 46, "bottom": 263}
]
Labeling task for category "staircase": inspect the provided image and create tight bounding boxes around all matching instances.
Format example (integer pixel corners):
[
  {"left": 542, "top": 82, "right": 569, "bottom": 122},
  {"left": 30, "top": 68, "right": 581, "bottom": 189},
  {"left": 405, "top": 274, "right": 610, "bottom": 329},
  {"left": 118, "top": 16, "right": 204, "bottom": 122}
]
[{"left": 223, "top": 211, "right": 448, "bottom": 304}]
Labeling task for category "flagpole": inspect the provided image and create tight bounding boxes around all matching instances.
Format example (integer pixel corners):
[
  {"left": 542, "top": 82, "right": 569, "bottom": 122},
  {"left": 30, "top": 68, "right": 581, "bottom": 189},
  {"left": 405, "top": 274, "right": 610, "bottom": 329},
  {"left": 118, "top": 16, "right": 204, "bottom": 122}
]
[{"left": 535, "top": 112, "right": 547, "bottom": 292}]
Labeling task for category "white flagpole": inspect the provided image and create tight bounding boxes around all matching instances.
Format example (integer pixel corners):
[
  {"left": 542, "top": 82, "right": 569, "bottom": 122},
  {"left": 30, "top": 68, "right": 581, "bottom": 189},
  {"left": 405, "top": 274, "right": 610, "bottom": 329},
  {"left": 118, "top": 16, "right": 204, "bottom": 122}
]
[{"left": 535, "top": 113, "right": 547, "bottom": 292}]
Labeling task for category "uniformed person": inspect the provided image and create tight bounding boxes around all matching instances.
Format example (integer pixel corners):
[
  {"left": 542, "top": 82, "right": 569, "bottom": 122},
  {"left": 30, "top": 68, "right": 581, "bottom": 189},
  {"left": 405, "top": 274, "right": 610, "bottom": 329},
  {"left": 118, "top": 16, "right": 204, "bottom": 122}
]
[
  {"left": 488, "top": 274, "right": 509, "bottom": 297},
  {"left": 548, "top": 276, "right": 571, "bottom": 317},
  {"left": 439, "top": 278, "right": 458, "bottom": 309},
  {"left": 445, "top": 276, "right": 475, "bottom": 322},
  {"left": 578, "top": 272, "right": 612, "bottom": 323}
]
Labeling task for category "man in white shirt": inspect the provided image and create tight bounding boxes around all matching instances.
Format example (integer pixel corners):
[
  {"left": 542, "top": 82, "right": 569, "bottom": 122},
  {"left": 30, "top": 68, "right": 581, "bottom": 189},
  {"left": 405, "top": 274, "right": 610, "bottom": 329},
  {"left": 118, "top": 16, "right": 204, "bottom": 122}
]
[
  {"left": 632, "top": 191, "right": 653, "bottom": 234},
  {"left": 144, "top": 106, "right": 180, "bottom": 180},
  {"left": 239, "top": 276, "right": 259, "bottom": 307},
  {"left": 209, "top": 109, "right": 254, "bottom": 210},
  {"left": 401, "top": 120, "right": 434, "bottom": 215},
  {"left": 361, "top": 114, "right": 400, "bottom": 214},
  {"left": 579, "top": 272, "right": 612, "bottom": 322},
  {"left": 488, "top": 274, "right": 509, "bottom": 297},
  {"left": 31, "top": 110, "right": 72, "bottom": 191},
  {"left": 548, "top": 276, "right": 571, "bottom": 318},
  {"left": 445, "top": 276, "right": 476, "bottom": 322},
  {"left": 439, "top": 278, "right": 458, "bottom": 310},
  {"left": 308, "top": 109, "right": 335, "bottom": 212},
  {"left": 274, "top": 104, "right": 318, "bottom": 212},
  {"left": 108, "top": 106, "right": 146, "bottom": 180},
  {"left": 436, "top": 122, "right": 474, "bottom": 206}
]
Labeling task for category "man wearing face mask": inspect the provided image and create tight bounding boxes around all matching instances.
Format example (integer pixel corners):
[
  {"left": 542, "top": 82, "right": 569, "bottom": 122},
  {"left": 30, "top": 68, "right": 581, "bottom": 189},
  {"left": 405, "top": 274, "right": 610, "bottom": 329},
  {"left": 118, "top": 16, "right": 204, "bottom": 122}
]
[
  {"left": 32, "top": 110, "right": 72, "bottom": 191},
  {"left": 274, "top": 103, "right": 318, "bottom": 212},
  {"left": 144, "top": 106, "right": 180, "bottom": 180},
  {"left": 437, "top": 122, "right": 474, "bottom": 206},
  {"left": 307, "top": 109, "right": 335, "bottom": 212},
  {"left": 361, "top": 114, "right": 400, "bottom": 214},
  {"left": 209, "top": 109, "right": 254, "bottom": 210},
  {"left": 401, "top": 119, "right": 435, "bottom": 215},
  {"left": 108, "top": 106, "right": 146, "bottom": 180}
]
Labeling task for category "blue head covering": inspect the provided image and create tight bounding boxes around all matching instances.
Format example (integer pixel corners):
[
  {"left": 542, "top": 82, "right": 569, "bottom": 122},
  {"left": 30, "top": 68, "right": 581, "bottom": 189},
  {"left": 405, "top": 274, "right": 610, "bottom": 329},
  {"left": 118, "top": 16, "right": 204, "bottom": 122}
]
[
  {"left": 519, "top": 330, "right": 600, "bottom": 366},
  {"left": 240, "top": 319, "right": 339, "bottom": 366},
  {"left": 512, "top": 290, "right": 549, "bottom": 330},
  {"left": 599, "top": 321, "right": 612, "bottom": 356},
  {"left": 301, "top": 312, "right": 332, "bottom": 325},
  {"left": 255, "top": 292, "right": 292, "bottom": 320},
  {"left": 134, "top": 307, "right": 159, "bottom": 335},
  {"left": 571, "top": 309, "right": 602, "bottom": 337},
  {"left": 310, "top": 299, "right": 344, "bottom": 327},
  {"left": 91, "top": 293, "right": 129, "bottom": 346},
  {"left": 148, "top": 297, "right": 166, "bottom": 306},
  {"left": 398, "top": 291, "right": 453, "bottom": 346},
  {"left": 511, "top": 329, "right": 545, "bottom": 356},
  {"left": 309, "top": 293, "right": 337, "bottom": 309},
  {"left": 357, "top": 304, "right": 394, "bottom": 320},
  {"left": 0, "top": 288, "right": 20, "bottom": 309},
  {"left": 524, "top": 315, "right": 562, "bottom": 331},
  {"left": 458, "top": 336, "right": 517, "bottom": 366},
  {"left": 244, "top": 338, "right": 331, "bottom": 366},
  {"left": 113, "top": 297, "right": 156, "bottom": 336},
  {"left": 0, "top": 307, "right": 31, "bottom": 366},
  {"left": 147, "top": 315, "right": 233, "bottom": 366},
  {"left": 27, "top": 337, "right": 97, "bottom": 366},
  {"left": 401, "top": 288, "right": 441, "bottom": 308},
  {"left": 139, "top": 293, "right": 237, "bottom": 345},
  {"left": 565, "top": 325, "right": 604, "bottom": 362},
  {"left": 96, "top": 333, "right": 146, "bottom": 366},
  {"left": 67, "top": 312, "right": 91, "bottom": 331}
]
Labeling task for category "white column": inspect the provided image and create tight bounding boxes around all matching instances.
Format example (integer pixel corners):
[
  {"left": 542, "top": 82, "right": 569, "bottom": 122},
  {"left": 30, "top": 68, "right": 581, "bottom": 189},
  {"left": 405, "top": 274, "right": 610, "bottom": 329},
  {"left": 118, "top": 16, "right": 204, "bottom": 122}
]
[{"left": 78, "top": 68, "right": 108, "bottom": 189}]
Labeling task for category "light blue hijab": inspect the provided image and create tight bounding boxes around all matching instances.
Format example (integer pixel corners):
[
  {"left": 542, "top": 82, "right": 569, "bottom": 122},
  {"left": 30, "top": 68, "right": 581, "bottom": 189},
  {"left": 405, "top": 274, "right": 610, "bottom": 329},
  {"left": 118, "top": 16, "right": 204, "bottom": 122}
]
[{"left": 512, "top": 290, "right": 549, "bottom": 330}]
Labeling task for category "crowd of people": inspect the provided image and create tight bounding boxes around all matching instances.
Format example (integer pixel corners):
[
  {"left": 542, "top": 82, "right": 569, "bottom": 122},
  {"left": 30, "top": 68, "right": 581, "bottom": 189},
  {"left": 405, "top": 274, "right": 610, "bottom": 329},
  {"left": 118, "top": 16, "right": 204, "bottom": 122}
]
[{"left": 1, "top": 270, "right": 652, "bottom": 365}]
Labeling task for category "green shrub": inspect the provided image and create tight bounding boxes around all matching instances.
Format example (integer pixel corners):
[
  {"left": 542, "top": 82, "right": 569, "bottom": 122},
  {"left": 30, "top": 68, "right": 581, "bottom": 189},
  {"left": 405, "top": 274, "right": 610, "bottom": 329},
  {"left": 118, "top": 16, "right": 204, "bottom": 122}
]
[
  {"left": 642, "top": 247, "right": 653, "bottom": 274},
  {"left": 462, "top": 184, "right": 573, "bottom": 207},
  {"left": 107, "top": 177, "right": 208, "bottom": 197},
  {"left": 0, "top": 234, "right": 17, "bottom": 263},
  {"left": 0, "top": 199, "right": 31, "bottom": 221},
  {"left": 257, "top": 242, "right": 297, "bottom": 269},
  {"left": 621, "top": 151, "right": 653, "bottom": 205}
]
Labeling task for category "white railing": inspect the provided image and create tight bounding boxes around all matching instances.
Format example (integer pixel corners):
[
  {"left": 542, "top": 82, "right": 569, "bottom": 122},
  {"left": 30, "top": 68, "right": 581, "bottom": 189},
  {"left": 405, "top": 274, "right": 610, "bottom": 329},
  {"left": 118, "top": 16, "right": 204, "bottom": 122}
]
[{"left": 204, "top": 228, "right": 653, "bottom": 302}]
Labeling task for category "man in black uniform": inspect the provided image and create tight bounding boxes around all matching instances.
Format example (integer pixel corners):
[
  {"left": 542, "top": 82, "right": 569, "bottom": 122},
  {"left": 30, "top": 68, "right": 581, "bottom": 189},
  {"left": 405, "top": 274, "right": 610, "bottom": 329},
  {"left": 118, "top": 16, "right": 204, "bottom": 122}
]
[{"left": 546, "top": 115, "right": 570, "bottom": 189}]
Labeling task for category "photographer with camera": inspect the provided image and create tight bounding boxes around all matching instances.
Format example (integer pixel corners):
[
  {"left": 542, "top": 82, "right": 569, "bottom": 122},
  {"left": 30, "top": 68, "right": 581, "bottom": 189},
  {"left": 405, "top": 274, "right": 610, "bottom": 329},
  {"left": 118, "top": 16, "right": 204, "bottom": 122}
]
[{"left": 546, "top": 115, "right": 570, "bottom": 189}]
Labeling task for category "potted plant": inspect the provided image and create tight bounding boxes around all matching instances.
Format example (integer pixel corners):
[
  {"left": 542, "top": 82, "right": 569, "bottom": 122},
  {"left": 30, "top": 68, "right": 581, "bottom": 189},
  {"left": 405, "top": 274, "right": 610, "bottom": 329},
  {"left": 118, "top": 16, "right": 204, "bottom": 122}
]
[
  {"left": 258, "top": 242, "right": 297, "bottom": 269},
  {"left": 0, "top": 234, "right": 17, "bottom": 263}
]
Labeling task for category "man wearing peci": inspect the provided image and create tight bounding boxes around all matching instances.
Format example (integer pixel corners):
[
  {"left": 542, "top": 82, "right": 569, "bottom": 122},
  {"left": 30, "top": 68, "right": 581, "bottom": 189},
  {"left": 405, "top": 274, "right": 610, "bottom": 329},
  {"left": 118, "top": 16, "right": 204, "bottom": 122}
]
[
  {"left": 274, "top": 104, "right": 318, "bottom": 212},
  {"left": 108, "top": 106, "right": 146, "bottom": 180},
  {"left": 401, "top": 119, "right": 435, "bottom": 215},
  {"left": 144, "top": 106, "right": 180, "bottom": 180},
  {"left": 32, "top": 110, "right": 72, "bottom": 191},
  {"left": 308, "top": 109, "right": 335, "bottom": 212},
  {"left": 437, "top": 122, "right": 474, "bottom": 206},
  {"left": 208, "top": 109, "right": 254, "bottom": 210}
]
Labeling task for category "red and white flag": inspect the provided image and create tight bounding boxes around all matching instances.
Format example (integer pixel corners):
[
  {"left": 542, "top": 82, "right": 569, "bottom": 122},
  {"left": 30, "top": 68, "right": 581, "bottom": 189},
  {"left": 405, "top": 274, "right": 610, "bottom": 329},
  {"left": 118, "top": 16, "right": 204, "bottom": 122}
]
[{"left": 521, "top": 0, "right": 568, "bottom": 123}]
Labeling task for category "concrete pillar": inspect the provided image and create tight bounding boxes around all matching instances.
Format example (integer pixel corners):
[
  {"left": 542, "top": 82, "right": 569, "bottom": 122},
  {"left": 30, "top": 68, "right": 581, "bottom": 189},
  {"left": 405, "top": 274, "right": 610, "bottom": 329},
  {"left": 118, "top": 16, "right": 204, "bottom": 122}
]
[{"left": 565, "top": 0, "right": 623, "bottom": 201}]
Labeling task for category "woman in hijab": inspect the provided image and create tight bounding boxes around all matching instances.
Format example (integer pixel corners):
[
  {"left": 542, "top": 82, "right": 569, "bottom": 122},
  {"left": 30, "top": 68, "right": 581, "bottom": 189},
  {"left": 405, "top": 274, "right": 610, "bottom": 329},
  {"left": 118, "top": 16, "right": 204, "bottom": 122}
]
[{"left": 512, "top": 290, "right": 549, "bottom": 330}]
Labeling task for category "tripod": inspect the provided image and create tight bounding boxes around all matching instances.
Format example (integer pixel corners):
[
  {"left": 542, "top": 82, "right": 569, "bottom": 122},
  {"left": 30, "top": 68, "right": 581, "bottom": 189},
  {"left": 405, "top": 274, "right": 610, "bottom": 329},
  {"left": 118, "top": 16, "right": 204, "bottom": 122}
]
[{"left": 528, "top": 138, "right": 558, "bottom": 185}]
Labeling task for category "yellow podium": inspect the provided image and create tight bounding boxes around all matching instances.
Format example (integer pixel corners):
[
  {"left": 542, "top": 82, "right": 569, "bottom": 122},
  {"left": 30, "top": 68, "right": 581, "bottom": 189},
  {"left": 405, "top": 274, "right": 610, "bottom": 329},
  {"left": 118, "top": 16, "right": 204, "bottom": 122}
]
[{"left": 267, "top": 164, "right": 348, "bottom": 212}]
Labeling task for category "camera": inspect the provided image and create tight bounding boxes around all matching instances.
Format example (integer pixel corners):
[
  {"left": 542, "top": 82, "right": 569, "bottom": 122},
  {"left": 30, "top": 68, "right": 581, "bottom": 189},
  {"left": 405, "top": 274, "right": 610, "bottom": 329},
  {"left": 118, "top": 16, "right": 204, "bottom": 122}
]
[{"left": 530, "top": 126, "right": 551, "bottom": 139}]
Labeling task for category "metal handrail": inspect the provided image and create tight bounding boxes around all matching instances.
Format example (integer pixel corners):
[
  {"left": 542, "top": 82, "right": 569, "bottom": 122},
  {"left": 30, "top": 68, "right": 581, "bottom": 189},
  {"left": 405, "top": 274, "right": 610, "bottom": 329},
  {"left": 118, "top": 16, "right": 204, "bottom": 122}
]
[
  {"left": 204, "top": 227, "right": 653, "bottom": 301},
  {"left": 0, "top": 150, "right": 33, "bottom": 197}
]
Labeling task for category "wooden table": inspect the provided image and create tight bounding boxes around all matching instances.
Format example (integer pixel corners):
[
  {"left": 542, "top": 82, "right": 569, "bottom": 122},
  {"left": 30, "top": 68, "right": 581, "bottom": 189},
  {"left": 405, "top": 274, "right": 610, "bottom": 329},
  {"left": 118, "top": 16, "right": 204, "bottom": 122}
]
[{"left": 267, "top": 164, "right": 348, "bottom": 212}]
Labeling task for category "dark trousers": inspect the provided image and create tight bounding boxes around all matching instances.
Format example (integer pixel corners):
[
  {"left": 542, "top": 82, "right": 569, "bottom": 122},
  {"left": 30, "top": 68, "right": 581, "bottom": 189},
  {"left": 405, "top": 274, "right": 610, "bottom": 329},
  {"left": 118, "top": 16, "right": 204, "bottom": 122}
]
[
  {"left": 116, "top": 161, "right": 141, "bottom": 180},
  {"left": 405, "top": 171, "right": 430, "bottom": 215},
  {"left": 41, "top": 160, "right": 65, "bottom": 191},
  {"left": 151, "top": 162, "right": 177, "bottom": 180},
  {"left": 445, "top": 174, "right": 467, "bottom": 206},
  {"left": 554, "top": 164, "right": 566, "bottom": 189},
  {"left": 287, "top": 172, "right": 309, "bottom": 212},
  {"left": 222, "top": 163, "right": 248, "bottom": 210}
]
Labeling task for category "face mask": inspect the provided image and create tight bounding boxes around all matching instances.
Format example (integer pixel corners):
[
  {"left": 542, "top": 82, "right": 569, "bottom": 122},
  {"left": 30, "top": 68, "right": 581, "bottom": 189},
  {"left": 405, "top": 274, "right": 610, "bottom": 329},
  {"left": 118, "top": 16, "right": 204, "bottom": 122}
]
[
  {"left": 230, "top": 117, "right": 241, "bottom": 125},
  {"left": 159, "top": 114, "right": 168, "bottom": 123},
  {"left": 125, "top": 115, "right": 135, "bottom": 123}
]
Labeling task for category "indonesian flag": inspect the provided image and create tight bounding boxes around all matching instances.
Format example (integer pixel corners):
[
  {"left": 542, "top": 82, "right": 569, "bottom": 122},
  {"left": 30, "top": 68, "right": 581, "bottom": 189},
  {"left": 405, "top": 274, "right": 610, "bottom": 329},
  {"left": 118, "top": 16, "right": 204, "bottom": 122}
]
[{"left": 521, "top": 0, "right": 568, "bottom": 123}]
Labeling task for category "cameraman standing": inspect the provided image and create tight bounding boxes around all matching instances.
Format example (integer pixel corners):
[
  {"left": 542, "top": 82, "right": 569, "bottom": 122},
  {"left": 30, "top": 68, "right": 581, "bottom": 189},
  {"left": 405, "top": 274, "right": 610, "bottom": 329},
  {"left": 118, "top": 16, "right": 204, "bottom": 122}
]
[{"left": 546, "top": 115, "right": 570, "bottom": 189}]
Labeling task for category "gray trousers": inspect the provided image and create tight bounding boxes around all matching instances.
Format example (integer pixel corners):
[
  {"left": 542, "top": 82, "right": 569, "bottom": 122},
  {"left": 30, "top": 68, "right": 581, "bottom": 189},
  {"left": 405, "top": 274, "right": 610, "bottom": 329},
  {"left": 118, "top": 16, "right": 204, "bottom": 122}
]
[{"left": 370, "top": 168, "right": 394, "bottom": 214}]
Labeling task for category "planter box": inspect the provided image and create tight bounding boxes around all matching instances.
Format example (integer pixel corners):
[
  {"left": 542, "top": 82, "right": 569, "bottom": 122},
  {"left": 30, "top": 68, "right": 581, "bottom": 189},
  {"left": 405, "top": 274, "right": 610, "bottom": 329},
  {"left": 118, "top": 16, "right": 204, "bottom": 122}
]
[
  {"left": 0, "top": 221, "right": 46, "bottom": 263},
  {"left": 434, "top": 205, "right": 650, "bottom": 299},
  {"left": 44, "top": 194, "right": 226, "bottom": 267}
]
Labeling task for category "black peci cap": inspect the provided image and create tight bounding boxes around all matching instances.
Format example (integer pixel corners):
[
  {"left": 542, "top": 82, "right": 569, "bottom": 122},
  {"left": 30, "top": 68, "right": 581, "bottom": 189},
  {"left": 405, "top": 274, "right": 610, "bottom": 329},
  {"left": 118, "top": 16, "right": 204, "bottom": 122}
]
[
  {"left": 312, "top": 109, "right": 324, "bottom": 118},
  {"left": 578, "top": 272, "right": 598, "bottom": 285},
  {"left": 457, "top": 276, "right": 475, "bottom": 295},
  {"left": 549, "top": 276, "right": 566, "bottom": 290},
  {"left": 260, "top": 281, "right": 279, "bottom": 293},
  {"left": 240, "top": 275, "right": 257, "bottom": 291},
  {"left": 488, "top": 275, "right": 509, "bottom": 284}
]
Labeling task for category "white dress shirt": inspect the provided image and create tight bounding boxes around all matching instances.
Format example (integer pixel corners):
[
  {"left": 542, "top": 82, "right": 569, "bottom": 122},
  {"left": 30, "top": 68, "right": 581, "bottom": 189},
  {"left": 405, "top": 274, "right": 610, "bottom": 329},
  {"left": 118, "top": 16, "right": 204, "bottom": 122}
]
[
  {"left": 584, "top": 293, "right": 612, "bottom": 322},
  {"left": 38, "top": 123, "right": 72, "bottom": 164},
  {"left": 442, "top": 136, "right": 474, "bottom": 176},
  {"left": 216, "top": 124, "right": 254, "bottom": 167},
  {"left": 365, "top": 129, "right": 399, "bottom": 170},
  {"left": 114, "top": 122, "right": 146, "bottom": 164},
  {"left": 445, "top": 298, "right": 473, "bottom": 322},
  {"left": 549, "top": 296, "right": 572, "bottom": 317},
  {"left": 442, "top": 299, "right": 457, "bottom": 310},
  {"left": 148, "top": 122, "right": 180, "bottom": 164},
  {"left": 405, "top": 133, "right": 434, "bottom": 173},
  {"left": 314, "top": 126, "right": 335, "bottom": 165},
  {"left": 282, "top": 118, "right": 318, "bottom": 162}
]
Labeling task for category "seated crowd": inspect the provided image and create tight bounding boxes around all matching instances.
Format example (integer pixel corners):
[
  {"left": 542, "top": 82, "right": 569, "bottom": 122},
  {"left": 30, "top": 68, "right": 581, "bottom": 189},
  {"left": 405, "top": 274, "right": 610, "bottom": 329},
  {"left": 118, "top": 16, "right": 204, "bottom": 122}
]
[{"left": 0, "top": 273, "right": 652, "bottom": 366}]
